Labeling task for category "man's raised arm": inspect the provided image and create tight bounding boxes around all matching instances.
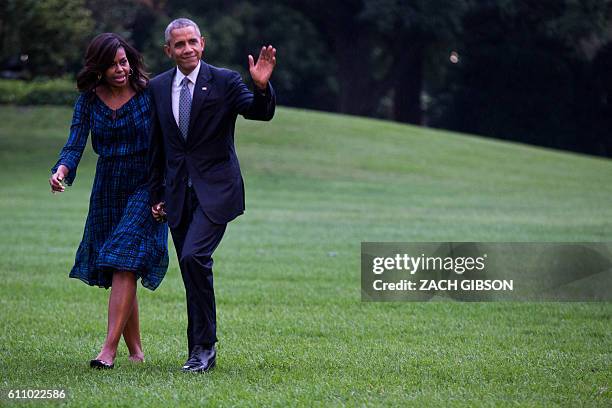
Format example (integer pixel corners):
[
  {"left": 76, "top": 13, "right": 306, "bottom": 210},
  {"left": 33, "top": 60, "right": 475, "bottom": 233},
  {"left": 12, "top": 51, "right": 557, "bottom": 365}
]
[{"left": 231, "top": 45, "right": 277, "bottom": 120}]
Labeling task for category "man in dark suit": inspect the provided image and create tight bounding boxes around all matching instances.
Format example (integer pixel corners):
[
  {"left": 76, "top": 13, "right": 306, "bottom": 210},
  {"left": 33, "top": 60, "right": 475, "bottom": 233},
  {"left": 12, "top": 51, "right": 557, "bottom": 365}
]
[{"left": 147, "top": 17, "right": 276, "bottom": 372}]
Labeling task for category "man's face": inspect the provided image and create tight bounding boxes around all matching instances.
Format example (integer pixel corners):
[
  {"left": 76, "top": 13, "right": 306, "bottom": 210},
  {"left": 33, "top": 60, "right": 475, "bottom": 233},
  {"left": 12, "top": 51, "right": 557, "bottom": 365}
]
[{"left": 164, "top": 26, "right": 205, "bottom": 75}]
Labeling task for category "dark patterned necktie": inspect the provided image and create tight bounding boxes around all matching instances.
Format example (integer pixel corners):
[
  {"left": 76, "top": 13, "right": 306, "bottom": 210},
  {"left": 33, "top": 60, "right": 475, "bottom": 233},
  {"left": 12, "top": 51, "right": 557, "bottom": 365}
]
[{"left": 179, "top": 76, "right": 191, "bottom": 139}]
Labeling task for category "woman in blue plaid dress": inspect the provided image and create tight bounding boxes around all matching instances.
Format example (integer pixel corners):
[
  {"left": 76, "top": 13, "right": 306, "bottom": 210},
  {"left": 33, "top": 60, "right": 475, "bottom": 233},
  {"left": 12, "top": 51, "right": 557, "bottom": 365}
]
[{"left": 49, "top": 33, "right": 168, "bottom": 369}]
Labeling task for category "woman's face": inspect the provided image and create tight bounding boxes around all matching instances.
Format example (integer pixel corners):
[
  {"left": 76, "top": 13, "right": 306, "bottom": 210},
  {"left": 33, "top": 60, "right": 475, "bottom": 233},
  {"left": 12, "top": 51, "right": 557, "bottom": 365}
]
[{"left": 104, "top": 47, "right": 130, "bottom": 88}]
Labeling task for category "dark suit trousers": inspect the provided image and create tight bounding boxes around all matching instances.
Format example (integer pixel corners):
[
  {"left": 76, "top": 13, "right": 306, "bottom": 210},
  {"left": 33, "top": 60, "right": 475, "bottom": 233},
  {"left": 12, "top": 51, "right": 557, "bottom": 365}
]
[{"left": 170, "top": 186, "right": 227, "bottom": 353}]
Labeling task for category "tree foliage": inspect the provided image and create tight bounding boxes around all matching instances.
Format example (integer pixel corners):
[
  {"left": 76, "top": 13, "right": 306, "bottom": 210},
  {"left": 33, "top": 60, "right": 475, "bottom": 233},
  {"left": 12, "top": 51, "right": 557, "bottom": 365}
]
[
  {"left": 0, "top": 0, "right": 94, "bottom": 77},
  {"left": 430, "top": 0, "right": 612, "bottom": 156},
  {"left": 1, "top": 0, "right": 611, "bottom": 155}
]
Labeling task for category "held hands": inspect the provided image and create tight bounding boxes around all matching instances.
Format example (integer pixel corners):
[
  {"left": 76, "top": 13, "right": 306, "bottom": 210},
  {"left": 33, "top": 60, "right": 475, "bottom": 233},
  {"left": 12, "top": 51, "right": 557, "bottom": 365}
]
[
  {"left": 49, "top": 165, "right": 69, "bottom": 193},
  {"left": 248, "top": 45, "right": 276, "bottom": 91},
  {"left": 151, "top": 202, "right": 167, "bottom": 223}
]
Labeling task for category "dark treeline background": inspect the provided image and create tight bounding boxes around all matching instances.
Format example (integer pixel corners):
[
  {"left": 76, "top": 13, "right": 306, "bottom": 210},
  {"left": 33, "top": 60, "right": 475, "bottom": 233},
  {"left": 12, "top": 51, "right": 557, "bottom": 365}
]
[{"left": 2, "top": 0, "right": 611, "bottom": 157}]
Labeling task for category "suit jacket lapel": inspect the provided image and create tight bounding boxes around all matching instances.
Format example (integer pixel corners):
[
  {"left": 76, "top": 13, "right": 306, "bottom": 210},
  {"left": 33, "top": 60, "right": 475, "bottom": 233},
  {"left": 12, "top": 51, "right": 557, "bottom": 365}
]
[
  {"left": 187, "top": 61, "right": 213, "bottom": 142},
  {"left": 159, "top": 68, "right": 182, "bottom": 140}
]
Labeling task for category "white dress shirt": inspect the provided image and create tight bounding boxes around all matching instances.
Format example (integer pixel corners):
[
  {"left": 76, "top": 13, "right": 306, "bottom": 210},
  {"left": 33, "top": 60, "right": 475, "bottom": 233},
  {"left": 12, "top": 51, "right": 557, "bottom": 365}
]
[{"left": 171, "top": 61, "right": 201, "bottom": 127}]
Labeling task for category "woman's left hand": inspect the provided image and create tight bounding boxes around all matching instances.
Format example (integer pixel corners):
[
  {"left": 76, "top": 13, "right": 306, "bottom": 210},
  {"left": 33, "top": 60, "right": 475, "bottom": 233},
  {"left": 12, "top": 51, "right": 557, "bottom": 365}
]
[{"left": 49, "top": 165, "right": 69, "bottom": 193}]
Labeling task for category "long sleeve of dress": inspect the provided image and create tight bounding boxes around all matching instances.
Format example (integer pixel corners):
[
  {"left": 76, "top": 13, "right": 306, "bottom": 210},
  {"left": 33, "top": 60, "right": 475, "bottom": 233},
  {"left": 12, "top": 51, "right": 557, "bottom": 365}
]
[{"left": 51, "top": 93, "right": 91, "bottom": 185}]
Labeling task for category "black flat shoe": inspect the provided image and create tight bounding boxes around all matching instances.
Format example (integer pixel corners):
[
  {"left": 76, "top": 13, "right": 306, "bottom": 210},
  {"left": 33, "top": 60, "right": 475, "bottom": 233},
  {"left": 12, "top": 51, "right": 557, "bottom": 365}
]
[{"left": 90, "top": 359, "right": 114, "bottom": 369}]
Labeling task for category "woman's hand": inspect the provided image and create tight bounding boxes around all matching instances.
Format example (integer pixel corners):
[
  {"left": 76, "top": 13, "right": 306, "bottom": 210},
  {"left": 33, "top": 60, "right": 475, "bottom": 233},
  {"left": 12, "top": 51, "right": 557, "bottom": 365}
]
[{"left": 49, "top": 165, "right": 69, "bottom": 193}]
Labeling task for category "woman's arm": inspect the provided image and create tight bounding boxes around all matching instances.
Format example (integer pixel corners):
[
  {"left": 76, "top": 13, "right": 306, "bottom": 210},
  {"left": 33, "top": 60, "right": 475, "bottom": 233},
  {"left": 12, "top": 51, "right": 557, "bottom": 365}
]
[{"left": 49, "top": 93, "right": 91, "bottom": 192}]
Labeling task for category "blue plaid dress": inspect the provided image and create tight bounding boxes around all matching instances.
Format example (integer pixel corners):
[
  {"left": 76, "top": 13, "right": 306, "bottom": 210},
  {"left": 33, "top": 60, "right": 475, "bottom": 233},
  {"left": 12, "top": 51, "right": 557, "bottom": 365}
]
[{"left": 51, "top": 89, "right": 169, "bottom": 290}]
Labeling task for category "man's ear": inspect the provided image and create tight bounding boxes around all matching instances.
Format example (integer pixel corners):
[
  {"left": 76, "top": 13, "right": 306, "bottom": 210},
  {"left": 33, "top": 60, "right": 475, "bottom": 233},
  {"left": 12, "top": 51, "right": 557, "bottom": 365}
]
[
  {"left": 201, "top": 37, "right": 206, "bottom": 52},
  {"left": 163, "top": 44, "right": 172, "bottom": 59}
]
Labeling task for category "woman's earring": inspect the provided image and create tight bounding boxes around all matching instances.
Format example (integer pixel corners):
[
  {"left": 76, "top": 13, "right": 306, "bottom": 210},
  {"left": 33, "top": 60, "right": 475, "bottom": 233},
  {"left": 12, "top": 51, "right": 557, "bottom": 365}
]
[
  {"left": 128, "top": 68, "right": 133, "bottom": 77},
  {"left": 97, "top": 73, "right": 102, "bottom": 81}
]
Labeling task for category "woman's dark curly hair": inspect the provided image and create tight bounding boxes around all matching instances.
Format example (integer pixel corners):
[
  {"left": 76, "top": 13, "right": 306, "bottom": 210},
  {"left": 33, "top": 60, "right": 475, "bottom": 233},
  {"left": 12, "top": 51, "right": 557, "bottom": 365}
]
[{"left": 76, "top": 33, "right": 148, "bottom": 93}]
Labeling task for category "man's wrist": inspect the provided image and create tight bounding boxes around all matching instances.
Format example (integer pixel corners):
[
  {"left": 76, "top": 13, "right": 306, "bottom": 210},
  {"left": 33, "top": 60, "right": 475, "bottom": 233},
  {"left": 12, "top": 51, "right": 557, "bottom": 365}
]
[{"left": 254, "top": 81, "right": 268, "bottom": 93}]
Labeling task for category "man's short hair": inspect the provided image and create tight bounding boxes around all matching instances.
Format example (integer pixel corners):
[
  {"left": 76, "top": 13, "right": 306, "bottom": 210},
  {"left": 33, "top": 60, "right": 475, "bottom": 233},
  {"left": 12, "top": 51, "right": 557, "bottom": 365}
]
[{"left": 164, "top": 18, "right": 201, "bottom": 44}]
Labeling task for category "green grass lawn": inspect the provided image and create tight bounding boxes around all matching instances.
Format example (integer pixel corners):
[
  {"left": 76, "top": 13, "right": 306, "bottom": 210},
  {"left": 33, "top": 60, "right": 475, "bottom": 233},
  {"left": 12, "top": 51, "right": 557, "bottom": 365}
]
[{"left": 0, "top": 105, "right": 610, "bottom": 407}]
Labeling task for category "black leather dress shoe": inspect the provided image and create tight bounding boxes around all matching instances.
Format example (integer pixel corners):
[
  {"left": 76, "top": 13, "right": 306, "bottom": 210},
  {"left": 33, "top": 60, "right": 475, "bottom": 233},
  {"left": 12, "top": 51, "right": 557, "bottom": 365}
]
[
  {"left": 90, "top": 359, "right": 114, "bottom": 369},
  {"left": 182, "top": 345, "right": 216, "bottom": 372}
]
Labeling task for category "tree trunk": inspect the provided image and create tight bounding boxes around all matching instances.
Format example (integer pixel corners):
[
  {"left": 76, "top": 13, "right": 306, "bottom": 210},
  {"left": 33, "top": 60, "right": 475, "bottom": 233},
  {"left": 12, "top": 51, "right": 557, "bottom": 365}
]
[
  {"left": 333, "top": 27, "right": 379, "bottom": 116},
  {"left": 393, "top": 46, "right": 424, "bottom": 124},
  {"left": 287, "top": 0, "right": 388, "bottom": 117}
]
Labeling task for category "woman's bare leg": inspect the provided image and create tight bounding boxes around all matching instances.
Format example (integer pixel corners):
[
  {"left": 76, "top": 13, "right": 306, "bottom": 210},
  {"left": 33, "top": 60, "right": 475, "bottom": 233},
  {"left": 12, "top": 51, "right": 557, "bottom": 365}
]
[
  {"left": 95, "top": 271, "right": 137, "bottom": 364},
  {"left": 123, "top": 295, "right": 144, "bottom": 362}
]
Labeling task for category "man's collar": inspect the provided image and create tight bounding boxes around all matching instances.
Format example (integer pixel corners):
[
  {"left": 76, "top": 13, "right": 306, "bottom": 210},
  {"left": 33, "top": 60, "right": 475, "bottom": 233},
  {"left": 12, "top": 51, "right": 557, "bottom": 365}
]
[{"left": 174, "top": 61, "right": 201, "bottom": 86}]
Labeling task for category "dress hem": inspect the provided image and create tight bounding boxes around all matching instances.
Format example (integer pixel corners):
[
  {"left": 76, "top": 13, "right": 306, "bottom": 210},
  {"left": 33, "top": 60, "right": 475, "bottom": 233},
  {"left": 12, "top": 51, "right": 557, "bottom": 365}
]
[{"left": 69, "top": 265, "right": 163, "bottom": 291}]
